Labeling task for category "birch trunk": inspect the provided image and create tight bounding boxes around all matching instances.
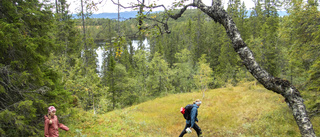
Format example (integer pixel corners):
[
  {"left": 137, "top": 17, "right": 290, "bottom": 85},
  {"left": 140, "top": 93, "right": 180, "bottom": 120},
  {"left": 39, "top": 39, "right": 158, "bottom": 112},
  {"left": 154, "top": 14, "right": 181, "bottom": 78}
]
[{"left": 186, "top": 0, "right": 315, "bottom": 136}]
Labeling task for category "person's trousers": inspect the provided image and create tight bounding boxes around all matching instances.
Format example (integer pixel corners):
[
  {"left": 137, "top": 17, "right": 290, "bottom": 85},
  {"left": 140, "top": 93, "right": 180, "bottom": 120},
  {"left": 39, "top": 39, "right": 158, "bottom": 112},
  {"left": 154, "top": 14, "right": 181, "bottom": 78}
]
[{"left": 179, "top": 123, "right": 202, "bottom": 137}]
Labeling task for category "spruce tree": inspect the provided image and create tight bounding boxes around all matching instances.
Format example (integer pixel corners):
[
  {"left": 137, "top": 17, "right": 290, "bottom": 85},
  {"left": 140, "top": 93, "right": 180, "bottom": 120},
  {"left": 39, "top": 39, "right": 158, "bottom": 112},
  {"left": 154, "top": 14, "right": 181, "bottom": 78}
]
[
  {"left": 147, "top": 52, "right": 173, "bottom": 96},
  {"left": 106, "top": 54, "right": 116, "bottom": 109},
  {"left": 0, "top": 0, "right": 72, "bottom": 136},
  {"left": 173, "top": 49, "right": 194, "bottom": 93}
]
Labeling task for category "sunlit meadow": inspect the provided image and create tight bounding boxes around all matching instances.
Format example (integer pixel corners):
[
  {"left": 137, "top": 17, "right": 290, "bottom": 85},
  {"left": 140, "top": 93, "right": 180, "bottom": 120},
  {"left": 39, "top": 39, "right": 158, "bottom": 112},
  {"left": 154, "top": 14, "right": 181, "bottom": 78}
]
[{"left": 61, "top": 82, "right": 320, "bottom": 137}]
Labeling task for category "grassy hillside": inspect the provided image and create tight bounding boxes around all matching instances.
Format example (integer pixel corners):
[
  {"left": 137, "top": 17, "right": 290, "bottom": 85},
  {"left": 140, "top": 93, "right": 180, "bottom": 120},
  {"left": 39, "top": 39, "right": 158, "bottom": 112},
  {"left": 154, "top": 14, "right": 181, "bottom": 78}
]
[{"left": 60, "top": 82, "right": 320, "bottom": 137}]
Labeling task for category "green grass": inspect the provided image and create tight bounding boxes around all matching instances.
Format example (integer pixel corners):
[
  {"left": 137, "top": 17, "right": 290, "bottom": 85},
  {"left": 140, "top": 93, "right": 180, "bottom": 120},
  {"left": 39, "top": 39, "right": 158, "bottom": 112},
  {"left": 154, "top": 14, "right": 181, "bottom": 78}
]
[{"left": 60, "top": 83, "right": 320, "bottom": 137}]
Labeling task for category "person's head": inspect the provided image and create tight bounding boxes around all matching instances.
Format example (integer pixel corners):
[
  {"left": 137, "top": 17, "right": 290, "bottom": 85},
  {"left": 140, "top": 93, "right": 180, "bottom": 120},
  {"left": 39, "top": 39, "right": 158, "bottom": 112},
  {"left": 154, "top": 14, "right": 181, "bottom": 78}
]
[
  {"left": 193, "top": 99, "right": 202, "bottom": 107},
  {"left": 48, "top": 106, "right": 56, "bottom": 116}
]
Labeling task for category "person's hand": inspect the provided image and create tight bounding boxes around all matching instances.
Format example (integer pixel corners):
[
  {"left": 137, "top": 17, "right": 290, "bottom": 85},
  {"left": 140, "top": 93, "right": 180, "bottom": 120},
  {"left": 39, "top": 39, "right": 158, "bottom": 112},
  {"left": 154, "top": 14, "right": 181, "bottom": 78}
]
[
  {"left": 48, "top": 114, "right": 52, "bottom": 124},
  {"left": 186, "top": 127, "right": 192, "bottom": 133}
]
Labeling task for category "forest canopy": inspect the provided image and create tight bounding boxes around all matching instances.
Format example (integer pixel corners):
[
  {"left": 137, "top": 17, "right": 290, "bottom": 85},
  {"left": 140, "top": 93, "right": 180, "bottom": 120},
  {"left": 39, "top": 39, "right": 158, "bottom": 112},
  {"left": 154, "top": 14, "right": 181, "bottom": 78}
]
[{"left": 0, "top": 0, "right": 319, "bottom": 136}]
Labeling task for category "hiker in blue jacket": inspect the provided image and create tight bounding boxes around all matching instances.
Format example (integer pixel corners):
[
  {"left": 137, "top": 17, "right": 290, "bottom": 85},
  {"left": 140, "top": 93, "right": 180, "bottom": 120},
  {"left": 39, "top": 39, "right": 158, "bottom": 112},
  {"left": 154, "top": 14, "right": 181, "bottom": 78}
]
[{"left": 179, "top": 99, "right": 202, "bottom": 137}]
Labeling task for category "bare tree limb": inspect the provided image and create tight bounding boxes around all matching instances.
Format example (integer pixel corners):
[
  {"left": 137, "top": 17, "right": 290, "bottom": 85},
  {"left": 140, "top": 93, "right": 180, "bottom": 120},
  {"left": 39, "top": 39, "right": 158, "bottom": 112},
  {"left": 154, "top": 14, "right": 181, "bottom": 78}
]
[
  {"left": 0, "top": 101, "right": 23, "bottom": 112},
  {"left": 0, "top": 65, "right": 51, "bottom": 112},
  {"left": 168, "top": 3, "right": 196, "bottom": 20},
  {"left": 110, "top": 0, "right": 172, "bottom": 34},
  {"left": 110, "top": 0, "right": 168, "bottom": 11}
]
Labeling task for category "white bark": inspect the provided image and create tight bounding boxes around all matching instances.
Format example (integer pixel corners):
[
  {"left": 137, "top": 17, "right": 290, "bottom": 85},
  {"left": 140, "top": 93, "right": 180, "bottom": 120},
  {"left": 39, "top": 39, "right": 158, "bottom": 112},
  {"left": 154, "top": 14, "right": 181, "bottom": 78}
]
[{"left": 168, "top": 1, "right": 316, "bottom": 136}]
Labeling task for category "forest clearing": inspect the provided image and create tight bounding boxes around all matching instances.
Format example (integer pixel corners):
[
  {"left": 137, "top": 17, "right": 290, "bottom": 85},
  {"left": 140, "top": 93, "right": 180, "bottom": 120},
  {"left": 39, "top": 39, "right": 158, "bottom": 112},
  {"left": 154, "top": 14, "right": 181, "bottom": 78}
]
[{"left": 60, "top": 83, "right": 320, "bottom": 137}]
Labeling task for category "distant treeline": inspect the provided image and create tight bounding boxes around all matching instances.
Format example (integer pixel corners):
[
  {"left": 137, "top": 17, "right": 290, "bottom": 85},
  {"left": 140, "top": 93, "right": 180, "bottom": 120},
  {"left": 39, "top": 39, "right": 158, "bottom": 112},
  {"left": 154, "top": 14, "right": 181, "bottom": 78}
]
[{"left": 0, "top": 0, "right": 319, "bottom": 136}]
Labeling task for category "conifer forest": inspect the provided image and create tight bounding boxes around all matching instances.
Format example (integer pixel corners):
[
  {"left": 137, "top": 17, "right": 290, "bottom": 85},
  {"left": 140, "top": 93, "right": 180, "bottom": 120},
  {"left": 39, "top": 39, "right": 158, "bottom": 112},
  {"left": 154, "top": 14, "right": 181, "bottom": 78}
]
[{"left": 0, "top": 0, "right": 320, "bottom": 136}]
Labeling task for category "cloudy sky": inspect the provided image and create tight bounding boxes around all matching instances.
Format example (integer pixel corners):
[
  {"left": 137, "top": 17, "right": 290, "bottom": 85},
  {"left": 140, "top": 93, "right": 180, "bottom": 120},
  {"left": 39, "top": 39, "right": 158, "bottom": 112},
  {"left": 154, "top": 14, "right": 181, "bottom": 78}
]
[{"left": 65, "top": 0, "right": 255, "bottom": 14}]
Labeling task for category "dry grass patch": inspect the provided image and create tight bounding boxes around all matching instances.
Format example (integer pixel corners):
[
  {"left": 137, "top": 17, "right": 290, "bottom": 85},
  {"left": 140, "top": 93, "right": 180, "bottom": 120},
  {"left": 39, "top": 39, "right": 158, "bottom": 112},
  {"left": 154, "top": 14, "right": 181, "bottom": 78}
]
[{"left": 61, "top": 83, "right": 320, "bottom": 137}]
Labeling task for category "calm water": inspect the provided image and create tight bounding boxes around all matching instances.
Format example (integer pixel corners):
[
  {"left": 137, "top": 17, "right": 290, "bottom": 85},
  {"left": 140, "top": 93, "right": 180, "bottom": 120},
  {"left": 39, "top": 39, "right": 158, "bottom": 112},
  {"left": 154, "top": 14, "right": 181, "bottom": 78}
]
[{"left": 95, "top": 38, "right": 150, "bottom": 74}]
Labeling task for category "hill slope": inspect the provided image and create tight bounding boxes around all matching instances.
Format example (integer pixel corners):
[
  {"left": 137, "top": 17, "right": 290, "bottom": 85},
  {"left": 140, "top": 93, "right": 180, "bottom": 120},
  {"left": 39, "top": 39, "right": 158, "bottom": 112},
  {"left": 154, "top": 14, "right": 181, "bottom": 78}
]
[{"left": 61, "top": 82, "right": 319, "bottom": 137}]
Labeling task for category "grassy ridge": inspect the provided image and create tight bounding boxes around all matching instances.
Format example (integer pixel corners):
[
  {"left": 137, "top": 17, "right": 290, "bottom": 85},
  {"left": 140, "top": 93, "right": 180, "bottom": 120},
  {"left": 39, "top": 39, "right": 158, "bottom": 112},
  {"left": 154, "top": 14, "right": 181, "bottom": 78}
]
[{"left": 60, "top": 83, "right": 320, "bottom": 137}]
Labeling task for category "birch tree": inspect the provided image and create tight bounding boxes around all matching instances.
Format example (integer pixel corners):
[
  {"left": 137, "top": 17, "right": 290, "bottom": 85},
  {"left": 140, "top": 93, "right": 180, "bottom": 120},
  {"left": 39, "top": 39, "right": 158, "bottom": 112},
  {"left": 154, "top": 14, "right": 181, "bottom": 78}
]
[
  {"left": 194, "top": 54, "right": 213, "bottom": 98},
  {"left": 111, "top": 0, "right": 316, "bottom": 136}
]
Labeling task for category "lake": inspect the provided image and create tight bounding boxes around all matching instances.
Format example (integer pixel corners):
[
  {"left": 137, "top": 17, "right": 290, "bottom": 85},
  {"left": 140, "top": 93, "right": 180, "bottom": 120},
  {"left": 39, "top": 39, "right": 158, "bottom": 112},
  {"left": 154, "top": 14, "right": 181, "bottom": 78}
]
[{"left": 95, "top": 38, "right": 150, "bottom": 75}]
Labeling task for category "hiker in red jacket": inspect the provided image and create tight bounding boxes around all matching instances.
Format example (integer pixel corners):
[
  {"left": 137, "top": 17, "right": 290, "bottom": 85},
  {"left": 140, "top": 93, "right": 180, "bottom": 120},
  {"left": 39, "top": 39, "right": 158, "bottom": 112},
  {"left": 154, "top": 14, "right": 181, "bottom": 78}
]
[{"left": 44, "top": 106, "right": 69, "bottom": 137}]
